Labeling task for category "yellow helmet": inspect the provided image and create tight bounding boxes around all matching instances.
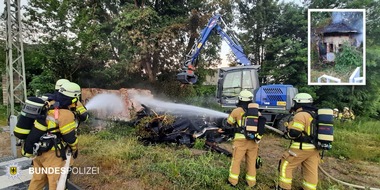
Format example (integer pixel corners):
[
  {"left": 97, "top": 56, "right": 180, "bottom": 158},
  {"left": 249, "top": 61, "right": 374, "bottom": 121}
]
[
  {"left": 59, "top": 82, "right": 81, "bottom": 98},
  {"left": 293, "top": 93, "right": 313, "bottom": 104},
  {"left": 55, "top": 79, "right": 70, "bottom": 90},
  {"left": 238, "top": 90, "right": 253, "bottom": 102}
]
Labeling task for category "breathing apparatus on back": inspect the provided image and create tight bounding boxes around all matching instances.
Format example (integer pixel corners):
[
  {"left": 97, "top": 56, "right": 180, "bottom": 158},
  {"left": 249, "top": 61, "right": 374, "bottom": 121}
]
[{"left": 288, "top": 93, "right": 334, "bottom": 152}]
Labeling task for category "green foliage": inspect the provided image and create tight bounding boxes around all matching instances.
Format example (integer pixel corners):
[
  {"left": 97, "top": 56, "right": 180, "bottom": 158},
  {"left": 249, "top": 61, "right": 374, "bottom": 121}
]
[
  {"left": 28, "top": 70, "right": 55, "bottom": 96},
  {"left": 328, "top": 119, "right": 380, "bottom": 162},
  {"left": 334, "top": 42, "right": 362, "bottom": 73},
  {"left": 0, "top": 105, "right": 8, "bottom": 126}
]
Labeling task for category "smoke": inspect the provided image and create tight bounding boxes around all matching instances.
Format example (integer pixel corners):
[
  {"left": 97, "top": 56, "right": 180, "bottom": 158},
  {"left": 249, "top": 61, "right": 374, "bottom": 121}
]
[
  {"left": 332, "top": 12, "right": 363, "bottom": 47},
  {"left": 85, "top": 93, "right": 125, "bottom": 114},
  {"left": 132, "top": 94, "right": 228, "bottom": 118}
]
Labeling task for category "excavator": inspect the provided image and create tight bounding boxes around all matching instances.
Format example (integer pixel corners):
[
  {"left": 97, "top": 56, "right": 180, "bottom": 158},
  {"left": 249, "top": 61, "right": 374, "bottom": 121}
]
[{"left": 177, "top": 14, "right": 298, "bottom": 131}]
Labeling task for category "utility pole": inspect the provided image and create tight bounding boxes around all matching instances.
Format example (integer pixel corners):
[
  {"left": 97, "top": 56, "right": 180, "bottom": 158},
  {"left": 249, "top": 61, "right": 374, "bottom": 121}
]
[
  {"left": 5, "top": 0, "right": 26, "bottom": 115},
  {"left": 5, "top": 0, "right": 27, "bottom": 158}
]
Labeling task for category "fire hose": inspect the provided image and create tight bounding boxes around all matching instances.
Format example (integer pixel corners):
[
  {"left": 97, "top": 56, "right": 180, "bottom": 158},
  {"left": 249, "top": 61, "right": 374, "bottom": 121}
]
[{"left": 264, "top": 125, "right": 380, "bottom": 190}]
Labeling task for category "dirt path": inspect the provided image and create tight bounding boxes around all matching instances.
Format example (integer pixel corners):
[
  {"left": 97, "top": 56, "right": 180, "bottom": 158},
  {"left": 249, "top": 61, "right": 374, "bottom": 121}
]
[{"left": 0, "top": 130, "right": 12, "bottom": 158}]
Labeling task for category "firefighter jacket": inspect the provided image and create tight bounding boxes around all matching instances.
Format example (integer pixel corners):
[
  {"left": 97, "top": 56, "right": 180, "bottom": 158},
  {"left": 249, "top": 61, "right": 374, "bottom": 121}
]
[
  {"left": 227, "top": 107, "right": 263, "bottom": 140},
  {"left": 341, "top": 110, "right": 355, "bottom": 120},
  {"left": 227, "top": 107, "right": 246, "bottom": 140},
  {"left": 287, "top": 108, "right": 316, "bottom": 150},
  {"left": 74, "top": 101, "right": 89, "bottom": 122},
  {"left": 21, "top": 103, "right": 78, "bottom": 157}
]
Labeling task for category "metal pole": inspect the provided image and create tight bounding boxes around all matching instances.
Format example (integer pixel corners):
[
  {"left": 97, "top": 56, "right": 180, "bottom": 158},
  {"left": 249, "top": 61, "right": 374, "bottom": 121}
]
[{"left": 9, "top": 115, "right": 18, "bottom": 158}]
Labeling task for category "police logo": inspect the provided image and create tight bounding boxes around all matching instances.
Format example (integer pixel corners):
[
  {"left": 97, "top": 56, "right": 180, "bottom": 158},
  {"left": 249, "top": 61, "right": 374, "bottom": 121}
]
[
  {"left": 5, "top": 163, "right": 21, "bottom": 179},
  {"left": 10, "top": 166, "right": 18, "bottom": 176}
]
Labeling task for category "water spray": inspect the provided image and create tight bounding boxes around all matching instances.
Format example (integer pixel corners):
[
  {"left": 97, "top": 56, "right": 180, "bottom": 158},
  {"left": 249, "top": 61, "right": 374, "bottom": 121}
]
[
  {"left": 132, "top": 95, "right": 228, "bottom": 118},
  {"left": 85, "top": 93, "right": 125, "bottom": 114}
]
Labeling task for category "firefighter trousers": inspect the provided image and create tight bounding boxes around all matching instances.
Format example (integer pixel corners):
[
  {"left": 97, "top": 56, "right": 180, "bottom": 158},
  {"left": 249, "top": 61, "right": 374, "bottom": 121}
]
[
  {"left": 278, "top": 148, "right": 320, "bottom": 190},
  {"left": 228, "top": 139, "right": 258, "bottom": 187},
  {"left": 29, "top": 150, "right": 70, "bottom": 190}
]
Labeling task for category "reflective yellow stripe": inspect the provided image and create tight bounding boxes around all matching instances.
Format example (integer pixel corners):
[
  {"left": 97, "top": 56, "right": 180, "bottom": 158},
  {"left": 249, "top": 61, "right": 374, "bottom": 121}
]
[
  {"left": 237, "top": 120, "right": 242, "bottom": 126},
  {"left": 319, "top": 123, "right": 333, "bottom": 126},
  {"left": 21, "top": 148, "right": 33, "bottom": 157},
  {"left": 279, "top": 160, "right": 292, "bottom": 184},
  {"left": 290, "top": 142, "right": 316, "bottom": 149},
  {"left": 291, "top": 122, "right": 305, "bottom": 130},
  {"left": 227, "top": 116, "right": 235, "bottom": 124},
  {"left": 77, "top": 106, "right": 86, "bottom": 114},
  {"left": 303, "top": 180, "right": 317, "bottom": 190},
  {"left": 234, "top": 133, "right": 246, "bottom": 139},
  {"left": 229, "top": 173, "right": 239, "bottom": 180},
  {"left": 280, "top": 160, "right": 288, "bottom": 179},
  {"left": 256, "top": 134, "right": 263, "bottom": 139},
  {"left": 14, "top": 127, "right": 30, "bottom": 134},
  {"left": 318, "top": 134, "right": 334, "bottom": 141},
  {"left": 34, "top": 121, "right": 47, "bottom": 131},
  {"left": 68, "top": 138, "right": 78, "bottom": 147},
  {"left": 60, "top": 121, "right": 77, "bottom": 135},
  {"left": 246, "top": 174, "right": 256, "bottom": 181},
  {"left": 246, "top": 116, "right": 258, "bottom": 119},
  {"left": 308, "top": 117, "right": 313, "bottom": 135},
  {"left": 47, "top": 120, "right": 57, "bottom": 130},
  {"left": 279, "top": 176, "right": 292, "bottom": 184}
]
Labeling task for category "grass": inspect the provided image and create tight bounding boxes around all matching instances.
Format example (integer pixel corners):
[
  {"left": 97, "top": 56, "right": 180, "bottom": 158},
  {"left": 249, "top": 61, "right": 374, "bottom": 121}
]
[
  {"left": 72, "top": 132, "right": 236, "bottom": 190},
  {"left": 310, "top": 64, "right": 356, "bottom": 83},
  {"left": 0, "top": 105, "right": 8, "bottom": 126},
  {"left": 328, "top": 119, "right": 380, "bottom": 163},
  {"left": 70, "top": 120, "right": 380, "bottom": 190}
]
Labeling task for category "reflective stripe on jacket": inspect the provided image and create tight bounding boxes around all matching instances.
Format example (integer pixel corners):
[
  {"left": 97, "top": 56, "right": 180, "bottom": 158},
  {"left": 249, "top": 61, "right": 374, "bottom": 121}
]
[
  {"left": 288, "top": 108, "right": 315, "bottom": 149},
  {"left": 227, "top": 107, "right": 246, "bottom": 140}
]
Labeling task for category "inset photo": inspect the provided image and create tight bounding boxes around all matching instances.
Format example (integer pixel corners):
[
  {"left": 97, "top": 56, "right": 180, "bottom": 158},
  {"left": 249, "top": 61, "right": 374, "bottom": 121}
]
[{"left": 308, "top": 9, "right": 366, "bottom": 85}]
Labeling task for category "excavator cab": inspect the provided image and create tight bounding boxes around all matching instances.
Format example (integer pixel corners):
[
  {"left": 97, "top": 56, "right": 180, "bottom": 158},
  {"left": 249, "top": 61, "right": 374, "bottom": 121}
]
[{"left": 216, "top": 65, "right": 260, "bottom": 107}]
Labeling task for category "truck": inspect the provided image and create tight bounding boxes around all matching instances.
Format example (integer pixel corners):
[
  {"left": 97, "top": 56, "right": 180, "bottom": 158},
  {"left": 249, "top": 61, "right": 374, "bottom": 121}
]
[{"left": 176, "top": 14, "right": 298, "bottom": 131}]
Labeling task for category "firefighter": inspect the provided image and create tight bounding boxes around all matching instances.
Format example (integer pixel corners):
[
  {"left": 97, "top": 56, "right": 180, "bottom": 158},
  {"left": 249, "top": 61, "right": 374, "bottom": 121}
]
[
  {"left": 51, "top": 79, "right": 89, "bottom": 123},
  {"left": 341, "top": 107, "right": 355, "bottom": 121},
  {"left": 333, "top": 108, "right": 339, "bottom": 119},
  {"left": 226, "top": 90, "right": 261, "bottom": 188},
  {"left": 277, "top": 93, "right": 319, "bottom": 190},
  {"left": 55, "top": 79, "right": 70, "bottom": 90},
  {"left": 28, "top": 82, "right": 81, "bottom": 190}
]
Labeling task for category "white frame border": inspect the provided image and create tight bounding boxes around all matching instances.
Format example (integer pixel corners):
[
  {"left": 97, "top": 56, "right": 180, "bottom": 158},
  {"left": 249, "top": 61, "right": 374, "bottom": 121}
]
[{"left": 308, "top": 9, "right": 366, "bottom": 86}]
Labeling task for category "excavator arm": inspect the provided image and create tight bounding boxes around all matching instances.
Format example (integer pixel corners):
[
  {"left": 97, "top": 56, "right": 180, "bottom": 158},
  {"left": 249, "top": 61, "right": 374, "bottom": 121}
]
[{"left": 177, "top": 14, "right": 252, "bottom": 84}]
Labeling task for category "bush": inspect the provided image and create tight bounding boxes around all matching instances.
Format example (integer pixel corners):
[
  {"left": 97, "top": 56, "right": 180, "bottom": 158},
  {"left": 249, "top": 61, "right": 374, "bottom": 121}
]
[{"left": 334, "top": 42, "right": 362, "bottom": 74}]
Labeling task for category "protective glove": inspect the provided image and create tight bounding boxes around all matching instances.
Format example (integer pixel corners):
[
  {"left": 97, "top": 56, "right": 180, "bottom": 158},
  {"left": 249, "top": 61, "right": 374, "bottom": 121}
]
[
  {"left": 21, "top": 148, "right": 33, "bottom": 158},
  {"left": 70, "top": 144, "right": 78, "bottom": 159},
  {"left": 255, "top": 133, "right": 263, "bottom": 140},
  {"left": 256, "top": 156, "right": 263, "bottom": 169},
  {"left": 72, "top": 149, "right": 78, "bottom": 159}
]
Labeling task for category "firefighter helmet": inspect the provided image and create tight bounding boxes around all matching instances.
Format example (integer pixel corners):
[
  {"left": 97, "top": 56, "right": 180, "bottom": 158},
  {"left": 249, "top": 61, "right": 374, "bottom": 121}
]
[
  {"left": 344, "top": 107, "right": 349, "bottom": 111},
  {"left": 59, "top": 82, "right": 81, "bottom": 98},
  {"left": 333, "top": 108, "right": 339, "bottom": 112},
  {"left": 55, "top": 79, "right": 70, "bottom": 90},
  {"left": 293, "top": 93, "right": 313, "bottom": 104},
  {"left": 238, "top": 90, "right": 253, "bottom": 102}
]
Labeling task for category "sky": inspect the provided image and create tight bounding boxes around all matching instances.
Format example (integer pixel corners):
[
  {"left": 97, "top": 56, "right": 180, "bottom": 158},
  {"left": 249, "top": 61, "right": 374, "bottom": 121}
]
[{"left": 0, "top": 0, "right": 28, "bottom": 16}]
